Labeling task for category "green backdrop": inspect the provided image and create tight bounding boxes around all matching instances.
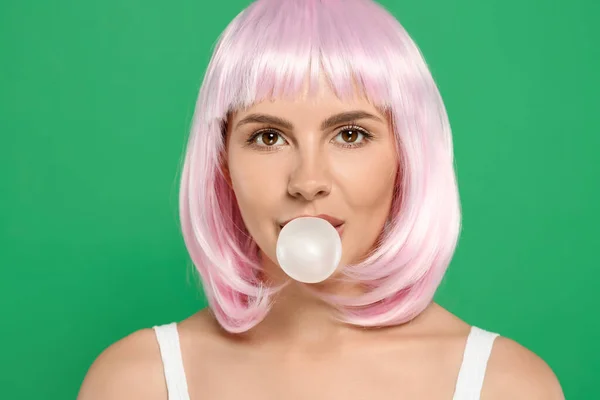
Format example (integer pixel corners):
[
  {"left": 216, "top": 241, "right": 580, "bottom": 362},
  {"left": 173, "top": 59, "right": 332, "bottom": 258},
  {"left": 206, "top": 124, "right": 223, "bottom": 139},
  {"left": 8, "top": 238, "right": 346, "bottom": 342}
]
[{"left": 1, "top": 0, "right": 598, "bottom": 398}]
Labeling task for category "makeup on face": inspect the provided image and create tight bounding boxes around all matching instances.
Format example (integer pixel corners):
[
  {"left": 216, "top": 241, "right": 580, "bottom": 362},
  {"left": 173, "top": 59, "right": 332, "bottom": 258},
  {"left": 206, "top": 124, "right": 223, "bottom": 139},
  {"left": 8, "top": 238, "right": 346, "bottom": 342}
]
[{"left": 225, "top": 80, "right": 398, "bottom": 276}]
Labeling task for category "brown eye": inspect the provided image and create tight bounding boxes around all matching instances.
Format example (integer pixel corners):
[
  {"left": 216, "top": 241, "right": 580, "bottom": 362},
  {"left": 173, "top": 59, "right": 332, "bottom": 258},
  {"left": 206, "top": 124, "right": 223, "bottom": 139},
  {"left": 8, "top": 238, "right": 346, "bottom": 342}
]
[
  {"left": 332, "top": 125, "right": 373, "bottom": 148},
  {"left": 260, "top": 131, "right": 279, "bottom": 146},
  {"left": 340, "top": 128, "right": 359, "bottom": 143},
  {"left": 246, "top": 129, "right": 286, "bottom": 150}
]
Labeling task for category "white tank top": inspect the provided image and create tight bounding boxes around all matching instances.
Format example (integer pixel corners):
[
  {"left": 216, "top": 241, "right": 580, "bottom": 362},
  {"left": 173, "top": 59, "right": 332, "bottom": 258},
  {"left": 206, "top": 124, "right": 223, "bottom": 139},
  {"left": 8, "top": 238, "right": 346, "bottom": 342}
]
[{"left": 153, "top": 322, "right": 499, "bottom": 400}]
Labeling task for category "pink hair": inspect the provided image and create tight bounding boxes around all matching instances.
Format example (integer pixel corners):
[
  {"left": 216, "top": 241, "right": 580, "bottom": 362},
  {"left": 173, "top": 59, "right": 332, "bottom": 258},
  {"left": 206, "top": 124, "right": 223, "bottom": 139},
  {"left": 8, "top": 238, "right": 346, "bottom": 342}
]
[{"left": 179, "top": 0, "right": 461, "bottom": 333}]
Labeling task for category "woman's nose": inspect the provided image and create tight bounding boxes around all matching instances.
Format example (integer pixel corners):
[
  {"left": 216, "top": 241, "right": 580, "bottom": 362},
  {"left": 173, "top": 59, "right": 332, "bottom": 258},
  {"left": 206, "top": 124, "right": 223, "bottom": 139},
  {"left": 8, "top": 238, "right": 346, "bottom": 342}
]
[{"left": 287, "top": 153, "right": 332, "bottom": 201}]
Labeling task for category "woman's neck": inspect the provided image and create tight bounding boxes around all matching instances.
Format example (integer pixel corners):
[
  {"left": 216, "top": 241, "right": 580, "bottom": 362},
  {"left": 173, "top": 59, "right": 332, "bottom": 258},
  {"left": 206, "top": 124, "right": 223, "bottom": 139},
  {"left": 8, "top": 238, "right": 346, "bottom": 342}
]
[
  {"left": 226, "top": 251, "right": 440, "bottom": 354},
  {"left": 252, "top": 282, "right": 357, "bottom": 348}
]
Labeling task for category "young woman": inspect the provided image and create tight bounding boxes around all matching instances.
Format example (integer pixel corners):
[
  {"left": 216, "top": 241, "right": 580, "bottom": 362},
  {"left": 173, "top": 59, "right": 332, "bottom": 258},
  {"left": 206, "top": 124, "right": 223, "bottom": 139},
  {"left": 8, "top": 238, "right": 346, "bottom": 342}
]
[{"left": 78, "top": 0, "right": 564, "bottom": 398}]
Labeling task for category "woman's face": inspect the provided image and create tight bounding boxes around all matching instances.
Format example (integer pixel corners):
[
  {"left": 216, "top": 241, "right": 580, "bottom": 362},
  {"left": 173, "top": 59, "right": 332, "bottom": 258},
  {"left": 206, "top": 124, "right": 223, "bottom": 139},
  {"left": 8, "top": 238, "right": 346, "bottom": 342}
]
[{"left": 224, "top": 80, "right": 398, "bottom": 283}]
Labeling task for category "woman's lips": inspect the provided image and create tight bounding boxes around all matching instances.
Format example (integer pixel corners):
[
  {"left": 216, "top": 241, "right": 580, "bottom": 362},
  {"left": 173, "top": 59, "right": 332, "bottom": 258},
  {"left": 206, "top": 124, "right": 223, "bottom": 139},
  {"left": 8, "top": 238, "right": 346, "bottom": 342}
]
[{"left": 334, "top": 223, "right": 344, "bottom": 237}]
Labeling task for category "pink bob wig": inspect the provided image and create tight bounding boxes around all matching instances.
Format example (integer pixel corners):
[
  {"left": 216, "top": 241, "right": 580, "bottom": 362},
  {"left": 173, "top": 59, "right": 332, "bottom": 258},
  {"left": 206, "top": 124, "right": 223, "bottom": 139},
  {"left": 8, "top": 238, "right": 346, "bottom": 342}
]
[{"left": 179, "top": 0, "right": 461, "bottom": 333}]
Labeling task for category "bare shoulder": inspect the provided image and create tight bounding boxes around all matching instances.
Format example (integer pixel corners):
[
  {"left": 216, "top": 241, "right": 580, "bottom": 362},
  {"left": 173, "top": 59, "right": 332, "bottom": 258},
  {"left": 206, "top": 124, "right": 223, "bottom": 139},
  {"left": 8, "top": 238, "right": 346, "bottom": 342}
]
[
  {"left": 77, "top": 327, "right": 166, "bottom": 400},
  {"left": 482, "top": 336, "right": 564, "bottom": 400},
  {"left": 421, "top": 305, "right": 564, "bottom": 399},
  {"left": 177, "top": 307, "right": 233, "bottom": 346}
]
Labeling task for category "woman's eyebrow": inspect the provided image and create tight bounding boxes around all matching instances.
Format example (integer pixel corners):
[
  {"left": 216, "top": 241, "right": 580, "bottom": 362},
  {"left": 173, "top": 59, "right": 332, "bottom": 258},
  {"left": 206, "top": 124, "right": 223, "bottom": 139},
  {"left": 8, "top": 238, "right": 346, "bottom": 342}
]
[{"left": 234, "top": 110, "right": 384, "bottom": 131}]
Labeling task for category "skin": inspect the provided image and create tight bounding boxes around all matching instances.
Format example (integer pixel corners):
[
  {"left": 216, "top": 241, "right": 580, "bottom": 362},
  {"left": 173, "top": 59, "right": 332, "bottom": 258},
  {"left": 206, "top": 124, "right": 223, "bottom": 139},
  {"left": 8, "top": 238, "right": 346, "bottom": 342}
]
[
  {"left": 77, "top": 77, "right": 565, "bottom": 399},
  {"left": 222, "top": 77, "right": 397, "bottom": 290}
]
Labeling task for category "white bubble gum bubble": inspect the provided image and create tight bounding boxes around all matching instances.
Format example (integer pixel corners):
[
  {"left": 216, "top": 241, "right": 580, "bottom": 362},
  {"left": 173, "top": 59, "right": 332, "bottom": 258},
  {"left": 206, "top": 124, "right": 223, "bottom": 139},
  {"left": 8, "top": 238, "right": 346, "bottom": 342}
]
[{"left": 275, "top": 217, "right": 342, "bottom": 283}]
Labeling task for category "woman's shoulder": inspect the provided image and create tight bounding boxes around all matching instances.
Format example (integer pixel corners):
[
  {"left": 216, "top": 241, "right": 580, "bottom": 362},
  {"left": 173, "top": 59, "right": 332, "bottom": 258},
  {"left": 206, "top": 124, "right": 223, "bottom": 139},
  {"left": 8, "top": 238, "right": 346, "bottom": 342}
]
[
  {"left": 420, "top": 304, "right": 564, "bottom": 399},
  {"left": 481, "top": 335, "right": 564, "bottom": 399},
  {"left": 77, "top": 326, "right": 168, "bottom": 400},
  {"left": 77, "top": 311, "right": 218, "bottom": 400}
]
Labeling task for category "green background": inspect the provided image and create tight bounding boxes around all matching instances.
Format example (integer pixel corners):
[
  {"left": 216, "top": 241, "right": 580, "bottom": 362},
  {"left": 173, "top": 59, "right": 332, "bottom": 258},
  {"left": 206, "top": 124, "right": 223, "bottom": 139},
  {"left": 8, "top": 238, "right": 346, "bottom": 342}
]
[{"left": 1, "top": 0, "right": 598, "bottom": 398}]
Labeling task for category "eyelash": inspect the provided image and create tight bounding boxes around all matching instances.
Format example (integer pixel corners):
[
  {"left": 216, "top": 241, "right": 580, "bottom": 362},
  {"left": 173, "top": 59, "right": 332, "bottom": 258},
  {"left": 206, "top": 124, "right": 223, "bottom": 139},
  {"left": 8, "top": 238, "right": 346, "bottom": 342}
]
[{"left": 245, "top": 124, "right": 374, "bottom": 152}]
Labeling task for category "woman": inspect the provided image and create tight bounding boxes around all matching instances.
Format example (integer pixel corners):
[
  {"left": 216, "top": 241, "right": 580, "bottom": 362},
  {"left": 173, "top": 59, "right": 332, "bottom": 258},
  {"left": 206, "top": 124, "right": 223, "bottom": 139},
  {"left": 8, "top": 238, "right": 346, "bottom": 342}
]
[{"left": 78, "top": 0, "right": 564, "bottom": 398}]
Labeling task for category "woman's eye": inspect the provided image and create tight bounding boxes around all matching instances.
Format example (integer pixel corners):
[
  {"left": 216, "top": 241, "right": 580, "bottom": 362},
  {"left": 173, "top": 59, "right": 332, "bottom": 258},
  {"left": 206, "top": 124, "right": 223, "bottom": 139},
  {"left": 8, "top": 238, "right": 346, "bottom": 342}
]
[
  {"left": 333, "top": 127, "right": 371, "bottom": 146},
  {"left": 251, "top": 130, "right": 286, "bottom": 147},
  {"left": 339, "top": 128, "right": 360, "bottom": 143}
]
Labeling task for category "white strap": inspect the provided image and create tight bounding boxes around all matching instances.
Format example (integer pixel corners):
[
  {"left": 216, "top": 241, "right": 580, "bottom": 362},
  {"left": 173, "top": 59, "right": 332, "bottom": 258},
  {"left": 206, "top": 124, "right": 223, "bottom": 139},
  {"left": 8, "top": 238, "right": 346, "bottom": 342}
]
[
  {"left": 452, "top": 326, "right": 499, "bottom": 400},
  {"left": 153, "top": 323, "right": 191, "bottom": 400}
]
